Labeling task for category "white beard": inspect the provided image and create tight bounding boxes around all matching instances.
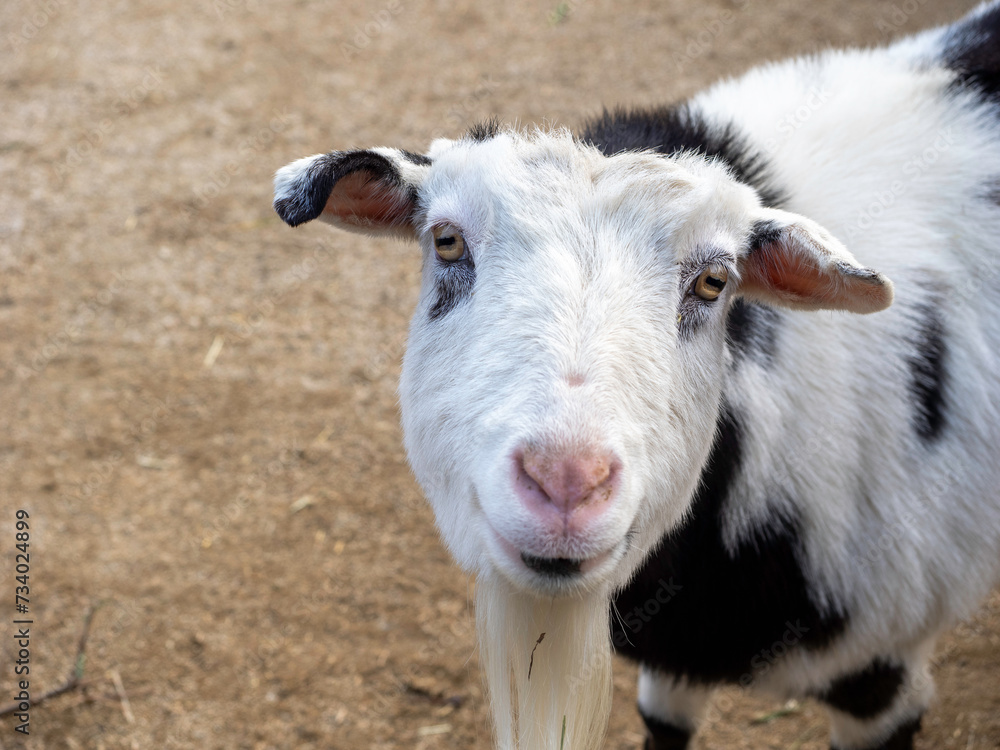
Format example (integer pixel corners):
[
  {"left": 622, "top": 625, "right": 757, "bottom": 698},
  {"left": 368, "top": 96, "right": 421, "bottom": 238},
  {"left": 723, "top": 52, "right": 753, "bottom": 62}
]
[{"left": 475, "top": 573, "right": 614, "bottom": 750}]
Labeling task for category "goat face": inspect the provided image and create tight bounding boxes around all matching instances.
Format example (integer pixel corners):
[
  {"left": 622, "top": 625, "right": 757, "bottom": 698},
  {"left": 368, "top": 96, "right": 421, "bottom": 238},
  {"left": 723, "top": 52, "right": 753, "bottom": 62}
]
[{"left": 274, "top": 129, "right": 892, "bottom": 598}]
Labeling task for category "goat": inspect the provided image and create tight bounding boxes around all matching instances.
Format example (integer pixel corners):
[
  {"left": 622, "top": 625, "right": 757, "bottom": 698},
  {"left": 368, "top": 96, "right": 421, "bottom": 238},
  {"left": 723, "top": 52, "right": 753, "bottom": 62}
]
[{"left": 273, "top": 3, "right": 1000, "bottom": 749}]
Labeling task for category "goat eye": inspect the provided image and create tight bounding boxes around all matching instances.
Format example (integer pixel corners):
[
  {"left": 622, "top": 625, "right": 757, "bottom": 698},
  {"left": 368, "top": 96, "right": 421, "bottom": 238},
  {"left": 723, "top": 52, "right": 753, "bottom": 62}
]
[
  {"left": 694, "top": 265, "right": 729, "bottom": 301},
  {"left": 433, "top": 225, "right": 466, "bottom": 262}
]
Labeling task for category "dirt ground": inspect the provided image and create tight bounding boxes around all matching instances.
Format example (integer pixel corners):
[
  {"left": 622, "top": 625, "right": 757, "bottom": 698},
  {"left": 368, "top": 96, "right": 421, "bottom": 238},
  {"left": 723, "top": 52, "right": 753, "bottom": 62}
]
[{"left": 2, "top": 0, "right": 999, "bottom": 748}]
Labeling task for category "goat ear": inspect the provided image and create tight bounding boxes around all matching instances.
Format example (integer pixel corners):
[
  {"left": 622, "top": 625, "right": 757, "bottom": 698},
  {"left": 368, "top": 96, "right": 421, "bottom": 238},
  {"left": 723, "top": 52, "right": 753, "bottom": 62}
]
[
  {"left": 273, "top": 148, "right": 430, "bottom": 236},
  {"left": 737, "top": 208, "right": 894, "bottom": 314}
]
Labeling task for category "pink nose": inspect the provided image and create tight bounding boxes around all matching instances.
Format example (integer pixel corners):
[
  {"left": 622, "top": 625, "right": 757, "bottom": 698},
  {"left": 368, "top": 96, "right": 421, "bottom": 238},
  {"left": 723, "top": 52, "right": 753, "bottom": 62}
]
[{"left": 515, "top": 446, "right": 619, "bottom": 516}]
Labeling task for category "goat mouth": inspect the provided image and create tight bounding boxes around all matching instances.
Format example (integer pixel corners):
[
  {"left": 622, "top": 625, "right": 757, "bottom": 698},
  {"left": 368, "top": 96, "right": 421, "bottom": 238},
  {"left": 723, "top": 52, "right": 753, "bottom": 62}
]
[
  {"left": 520, "top": 553, "right": 583, "bottom": 578},
  {"left": 519, "top": 545, "right": 617, "bottom": 580},
  {"left": 480, "top": 512, "right": 620, "bottom": 586}
]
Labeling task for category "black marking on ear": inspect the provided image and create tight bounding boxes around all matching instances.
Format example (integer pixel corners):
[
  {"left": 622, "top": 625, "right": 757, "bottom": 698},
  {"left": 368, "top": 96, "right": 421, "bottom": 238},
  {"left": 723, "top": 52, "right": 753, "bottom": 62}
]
[
  {"left": 818, "top": 658, "right": 905, "bottom": 719},
  {"left": 747, "top": 219, "right": 784, "bottom": 252},
  {"left": 428, "top": 256, "right": 476, "bottom": 320},
  {"left": 831, "top": 715, "right": 923, "bottom": 750},
  {"left": 639, "top": 711, "right": 692, "bottom": 750},
  {"left": 834, "top": 261, "right": 885, "bottom": 284},
  {"left": 611, "top": 405, "right": 848, "bottom": 685},
  {"left": 940, "top": 2, "right": 1000, "bottom": 103},
  {"left": 467, "top": 117, "right": 504, "bottom": 142},
  {"left": 274, "top": 150, "right": 414, "bottom": 228},
  {"left": 907, "top": 301, "right": 948, "bottom": 443},
  {"left": 726, "top": 299, "right": 780, "bottom": 366},
  {"left": 400, "top": 150, "right": 432, "bottom": 166},
  {"left": 521, "top": 553, "right": 582, "bottom": 577},
  {"left": 274, "top": 153, "right": 338, "bottom": 227},
  {"left": 580, "top": 106, "right": 787, "bottom": 208}
]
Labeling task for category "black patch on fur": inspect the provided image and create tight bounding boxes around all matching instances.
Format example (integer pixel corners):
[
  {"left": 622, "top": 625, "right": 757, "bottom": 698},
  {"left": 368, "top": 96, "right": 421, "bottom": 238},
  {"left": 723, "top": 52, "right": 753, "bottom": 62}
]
[
  {"left": 467, "top": 117, "right": 503, "bottom": 142},
  {"left": 984, "top": 178, "right": 1000, "bottom": 206},
  {"left": 520, "top": 553, "right": 582, "bottom": 577},
  {"left": 941, "top": 2, "right": 1000, "bottom": 103},
  {"left": 428, "top": 255, "right": 476, "bottom": 320},
  {"left": 907, "top": 302, "right": 948, "bottom": 443},
  {"left": 726, "top": 299, "right": 780, "bottom": 366},
  {"left": 611, "top": 406, "right": 848, "bottom": 685},
  {"left": 640, "top": 711, "right": 692, "bottom": 750},
  {"left": 274, "top": 150, "right": 417, "bottom": 228},
  {"left": 831, "top": 715, "right": 923, "bottom": 750},
  {"left": 580, "top": 106, "right": 786, "bottom": 208},
  {"left": 818, "top": 658, "right": 905, "bottom": 719}
]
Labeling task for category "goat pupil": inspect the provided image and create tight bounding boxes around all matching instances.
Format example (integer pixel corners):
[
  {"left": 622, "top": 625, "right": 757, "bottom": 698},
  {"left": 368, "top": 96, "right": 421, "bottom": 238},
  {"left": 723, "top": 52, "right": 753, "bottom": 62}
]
[
  {"left": 436, "top": 236, "right": 455, "bottom": 246},
  {"left": 706, "top": 276, "right": 725, "bottom": 289}
]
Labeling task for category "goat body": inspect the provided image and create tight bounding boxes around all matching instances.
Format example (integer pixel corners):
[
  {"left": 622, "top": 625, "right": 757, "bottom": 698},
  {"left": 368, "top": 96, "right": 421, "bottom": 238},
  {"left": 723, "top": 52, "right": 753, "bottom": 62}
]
[{"left": 274, "top": 4, "right": 1000, "bottom": 749}]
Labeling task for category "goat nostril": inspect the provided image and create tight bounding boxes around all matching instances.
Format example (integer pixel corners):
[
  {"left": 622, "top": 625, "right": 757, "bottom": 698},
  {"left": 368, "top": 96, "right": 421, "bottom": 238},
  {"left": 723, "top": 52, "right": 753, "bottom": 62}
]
[{"left": 516, "top": 455, "right": 545, "bottom": 494}]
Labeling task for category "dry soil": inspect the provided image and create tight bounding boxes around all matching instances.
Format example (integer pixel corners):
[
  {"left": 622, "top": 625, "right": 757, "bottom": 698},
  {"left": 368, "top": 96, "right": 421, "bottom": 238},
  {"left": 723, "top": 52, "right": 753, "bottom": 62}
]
[{"left": 1, "top": 0, "right": 999, "bottom": 748}]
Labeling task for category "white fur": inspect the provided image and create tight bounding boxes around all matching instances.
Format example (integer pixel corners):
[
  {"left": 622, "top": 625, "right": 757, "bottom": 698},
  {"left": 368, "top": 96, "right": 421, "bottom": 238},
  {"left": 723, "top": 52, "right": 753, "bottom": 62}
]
[
  {"left": 476, "top": 574, "right": 613, "bottom": 750},
  {"left": 637, "top": 670, "right": 713, "bottom": 731}
]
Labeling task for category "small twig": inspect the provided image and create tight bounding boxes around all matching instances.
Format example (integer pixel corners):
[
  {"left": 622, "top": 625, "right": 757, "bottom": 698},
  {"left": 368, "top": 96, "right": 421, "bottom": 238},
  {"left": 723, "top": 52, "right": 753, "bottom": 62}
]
[
  {"left": 110, "top": 669, "right": 134, "bottom": 724},
  {"left": 0, "top": 604, "right": 101, "bottom": 717},
  {"left": 527, "top": 632, "right": 546, "bottom": 680},
  {"left": 202, "top": 334, "right": 224, "bottom": 368},
  {"left": 400, "top": 681, "right": 464, "bottom": 709},
  {"left": 751, "top": 700, "right": 801, "bottom": 725}
]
